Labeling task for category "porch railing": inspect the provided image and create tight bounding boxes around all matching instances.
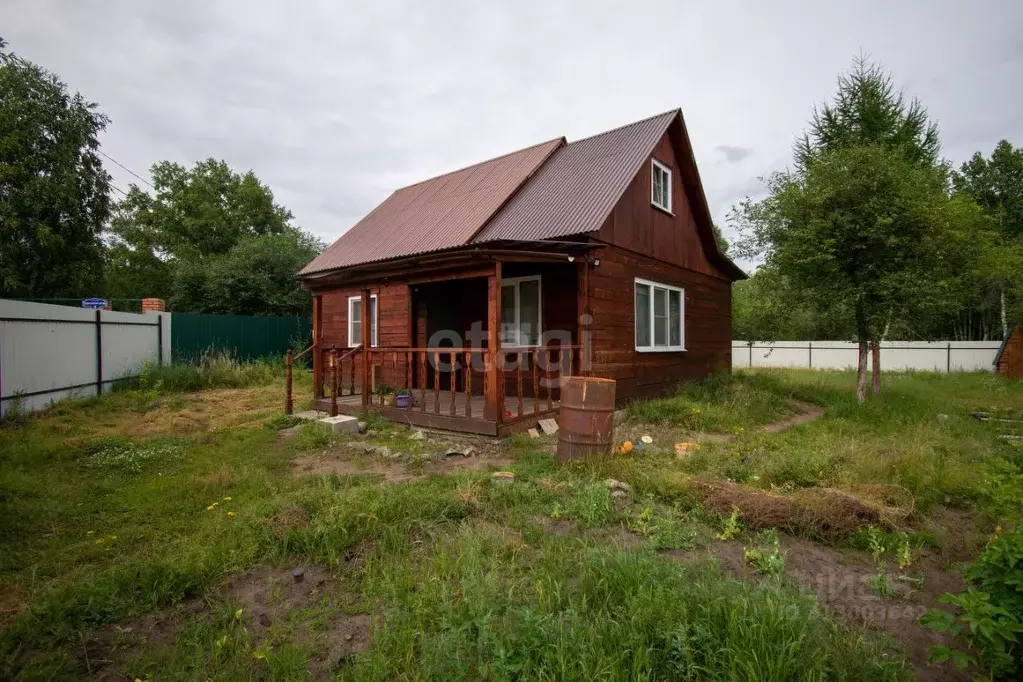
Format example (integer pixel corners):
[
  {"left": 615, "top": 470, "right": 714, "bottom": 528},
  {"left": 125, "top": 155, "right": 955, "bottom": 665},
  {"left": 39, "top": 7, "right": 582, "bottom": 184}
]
[{"left": 295, "top": 344, "right": 585, "bottom": 424}]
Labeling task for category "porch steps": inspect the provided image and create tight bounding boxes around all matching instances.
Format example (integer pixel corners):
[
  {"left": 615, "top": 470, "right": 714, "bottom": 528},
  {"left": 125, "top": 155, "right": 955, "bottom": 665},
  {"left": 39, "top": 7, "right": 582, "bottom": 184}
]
[{"left": 293, "top": 410, "right": 361, "bottom": 435}]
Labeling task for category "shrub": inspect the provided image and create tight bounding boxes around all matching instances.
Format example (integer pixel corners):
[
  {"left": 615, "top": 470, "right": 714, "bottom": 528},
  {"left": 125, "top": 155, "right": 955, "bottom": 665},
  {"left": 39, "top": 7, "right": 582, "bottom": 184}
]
[
  {"left": 116, "top": 351, "right": 284, "bottom": 394},
  {"left": 922, "top": 526, "right": 1023, "bottom": 678}
]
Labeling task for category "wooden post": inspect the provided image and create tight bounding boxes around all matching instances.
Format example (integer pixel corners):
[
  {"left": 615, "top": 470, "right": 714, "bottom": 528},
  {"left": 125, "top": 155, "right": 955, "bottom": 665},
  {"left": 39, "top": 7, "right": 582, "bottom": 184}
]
[
  {"left": 485, "top": 262, "right": 503, "bottom": 423},
  {"left": 95, "top": 310, "right": 103, "bottom": 397},
  {"left": 516, "top": 351, "right": 523, "bottom": 417},
  {"left": 420, "top": 352, "right": 427, "bottom": 413},
  {"left": 532, "top": 349, "right": 539, "bottom": 415},
  {"left": 433, "top": 351, "right": 441, "bottom": 414},
  {"left": 361, "top": 289, "right": 371, "bottom": 407},
  {"left": 312, "top": 295, "right": 322, "bottom": 398},
  {"left": 465, "top": 350, "right": 472, "bottom": 417},
  {"left": 285, "top": 349, "right": 294, "bottom": 415},
  {"left": 330, "top": 349, "right": 338, "bottom": 417}
]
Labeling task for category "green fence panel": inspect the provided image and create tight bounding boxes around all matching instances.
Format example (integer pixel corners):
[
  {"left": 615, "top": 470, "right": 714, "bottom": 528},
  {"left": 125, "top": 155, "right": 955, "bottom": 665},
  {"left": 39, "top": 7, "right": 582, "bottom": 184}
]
[{"left": 171, "top": 313, "right": 311, "bottom": 363}]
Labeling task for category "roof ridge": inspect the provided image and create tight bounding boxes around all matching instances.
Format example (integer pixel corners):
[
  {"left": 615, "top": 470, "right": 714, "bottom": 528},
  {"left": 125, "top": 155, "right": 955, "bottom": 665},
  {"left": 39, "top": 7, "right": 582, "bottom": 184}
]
[
  {"left": 399, "top": 136, "right": 566, "bottom": 191},
  {"left": 565, "top": 109, "right": 679, "bottom": 146}
]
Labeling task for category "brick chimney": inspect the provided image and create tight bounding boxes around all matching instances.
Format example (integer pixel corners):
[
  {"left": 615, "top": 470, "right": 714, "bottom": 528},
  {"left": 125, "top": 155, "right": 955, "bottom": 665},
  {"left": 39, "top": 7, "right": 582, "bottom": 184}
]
[{"left": 141, "top": 298, "right": 166, "bottom": 314}]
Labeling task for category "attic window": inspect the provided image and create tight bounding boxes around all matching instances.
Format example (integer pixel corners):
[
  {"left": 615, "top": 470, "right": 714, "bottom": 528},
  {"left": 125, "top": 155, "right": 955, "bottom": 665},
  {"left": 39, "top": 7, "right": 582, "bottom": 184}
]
[{"left": 651, "top": 159, "right": 672, "bottom": 213}]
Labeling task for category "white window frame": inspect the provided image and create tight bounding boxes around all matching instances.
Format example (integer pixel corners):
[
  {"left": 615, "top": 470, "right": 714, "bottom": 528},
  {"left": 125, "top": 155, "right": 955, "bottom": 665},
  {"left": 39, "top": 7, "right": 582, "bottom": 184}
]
[
  {"left": 634, "top": 277, "right": 685, "bottom": 352},
  {"left": 651, "top": 158, "right": 672, "bottom": 214},
  {"left": 500, "top": 275, "right": 543, "bottom": 348},
  {"left": 347, "top": 294, "right": 378, "bottom": 347}
]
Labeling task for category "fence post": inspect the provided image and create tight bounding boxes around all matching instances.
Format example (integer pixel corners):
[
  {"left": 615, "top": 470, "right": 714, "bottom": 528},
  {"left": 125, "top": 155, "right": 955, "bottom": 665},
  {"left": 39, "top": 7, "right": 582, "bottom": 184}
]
[
  {"left": 330, "top": 349, "right": 339, "bottom": 417},
  {"left": 95, "top": 310, "right": 103, "bottom": 397},
  {"left": 748, "top": 341, "right": 753, "bottom": 368},
  {"left": 157, "top": 314, "right": 164, "bottom": 367},
  {"left": 808, "top": 341, "right": 812, "bottom": 369},
  {"left": 285, "top": 349, "right": 294, "bottom": 415},
  {"left": 947, "top": 342, "right": 951, "bottom": 372}
]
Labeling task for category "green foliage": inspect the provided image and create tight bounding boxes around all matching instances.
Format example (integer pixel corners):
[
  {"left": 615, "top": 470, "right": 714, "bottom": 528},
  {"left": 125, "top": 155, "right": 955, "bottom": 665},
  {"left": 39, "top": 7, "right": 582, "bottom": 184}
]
[
  {"left": 78, "top": 440, "right": 183, "bottom": 475},
  {"left": 626, "top": 501, "right": 701, "bottom": 551},
  {"left": 625, "top": 371, "right": 795, "bottom": 431},
  {"left": 744, "top": 528, "right": 785, "bottom": 578},
  {"left": 564, "top": 483, "right": 615, "bottom": 527},
  {"left": 922, "top": 526, "right": 1023, "bottom": 678},
  {"left": 733, "top": 266, "right": 855, "bottom": 341},
  {"left": 106, "top": 159, "right": 322, "bottom": 314},
  {"left": 794, "top": 56, "right": 940, "bottom": 171},
  {"left": 0, "top": 42, "right": 111, "bottom": 298},
  {"left": 717, "top": 506, "right": 742, "bottom": 541},
  {"left": 124, "top": 352, "right": 284, "bottom": 393}
]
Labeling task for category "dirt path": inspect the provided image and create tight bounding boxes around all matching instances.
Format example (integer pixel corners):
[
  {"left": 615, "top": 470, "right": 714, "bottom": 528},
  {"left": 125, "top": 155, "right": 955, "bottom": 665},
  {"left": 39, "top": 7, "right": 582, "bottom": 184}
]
[{"left": 694, "top": 399, "right": 824, "bottom": 443}]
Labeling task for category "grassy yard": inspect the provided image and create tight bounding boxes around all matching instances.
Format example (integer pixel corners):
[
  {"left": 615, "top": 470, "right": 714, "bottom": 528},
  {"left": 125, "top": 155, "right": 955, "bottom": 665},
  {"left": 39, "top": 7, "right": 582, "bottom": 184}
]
[{"left": 1, "top": 367, "right": 1020, "bottom": 680}]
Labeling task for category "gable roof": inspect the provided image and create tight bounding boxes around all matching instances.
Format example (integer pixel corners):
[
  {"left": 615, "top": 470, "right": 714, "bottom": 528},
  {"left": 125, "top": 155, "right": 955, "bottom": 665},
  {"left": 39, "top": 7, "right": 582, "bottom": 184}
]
[
  {"left": 299, "top": 137, "right": 564, "bottom": 275},
  {"left": 473, "top": 110, "right": 676, "bottom": 243},
  {"left": 301, "top": 110, "right": 745, "bottom": 280}
]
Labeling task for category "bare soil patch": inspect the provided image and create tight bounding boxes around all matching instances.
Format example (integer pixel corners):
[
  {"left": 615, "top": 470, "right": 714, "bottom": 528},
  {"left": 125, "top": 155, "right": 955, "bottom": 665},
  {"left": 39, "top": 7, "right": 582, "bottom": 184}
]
[
  {"left": 671, "top": 536, "right": 968, "bottom": 682},
  {"left": 90, "top": 563, "right": 371, "bottom": 679},
  {"left": 293, "top": 447, "right": 513, "bottom": 483}
]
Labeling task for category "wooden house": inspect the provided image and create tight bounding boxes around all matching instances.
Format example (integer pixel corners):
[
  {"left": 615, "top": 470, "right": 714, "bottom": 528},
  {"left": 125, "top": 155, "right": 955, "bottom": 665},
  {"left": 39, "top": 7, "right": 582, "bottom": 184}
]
[{"left": 298, "top": 109, "right": 746, "bottom": 435}]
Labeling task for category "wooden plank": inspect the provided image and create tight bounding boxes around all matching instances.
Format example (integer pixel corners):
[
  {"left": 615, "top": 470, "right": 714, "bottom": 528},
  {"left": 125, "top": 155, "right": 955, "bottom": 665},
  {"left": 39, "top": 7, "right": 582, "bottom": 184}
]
[
  {"left": 465, "top": 350, "right": 472, "bottom": 418},
  {"left": 516, "top": 351, "right": 523, "bottom": 417},
  {"left": 420, "top": 351, "right": 426, "bottom": 413},
  {"left": 545, "top": 349, "right": 553, "bottom": 410},
  {"left": 330, "top": 349, "right": 338, "bottom": 417},
  {"left": 433, "top": 351, "right": 440, "bottom": 414},
  {"left": 485, "top": 263, "right": 503, "bottom": 423},
  {"left": 532, "top": 349, "right": 539, "bottom": 414},
  {"left": 361, "top": 288, "right": 371, "bottom": 407},
  {"left": 449, "top": 351, "right": 457, "bottom": 416},
  {"left": 312, "top": 294, "right": 322, "bottom": 398}
]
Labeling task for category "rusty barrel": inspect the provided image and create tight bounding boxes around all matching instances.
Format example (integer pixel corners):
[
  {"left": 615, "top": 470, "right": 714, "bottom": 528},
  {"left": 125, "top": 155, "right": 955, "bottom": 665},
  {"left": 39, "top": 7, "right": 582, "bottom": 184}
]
[{"left": 556, "top": 377, "right": 616, "bottom": 461}]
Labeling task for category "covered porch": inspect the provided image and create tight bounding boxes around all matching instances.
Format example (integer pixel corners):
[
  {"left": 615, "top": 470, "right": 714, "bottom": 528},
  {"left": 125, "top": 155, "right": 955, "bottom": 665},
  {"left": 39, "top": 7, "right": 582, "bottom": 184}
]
[{"left": 295, "top": 244, "right": 597, "bottom": 437}]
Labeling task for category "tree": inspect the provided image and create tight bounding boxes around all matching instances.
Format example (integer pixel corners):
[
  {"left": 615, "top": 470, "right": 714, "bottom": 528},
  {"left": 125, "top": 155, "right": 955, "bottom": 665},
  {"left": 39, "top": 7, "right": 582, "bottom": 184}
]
[
  {"left": 732, "top": 266, "right": 855, "bottom": 341},
  {"left": 106, "top": 158, "right": 319, "bottom": 314},
  {"left": 952, "top": 140, "right": 1023, "bottom": 337},
  {"left": 171, "top": 231, "right": 323, "bottom": 316},
  {"left": 0, "top": 41, "right": 112, "bottom": 298},
  {"left": 735, "top": 58, "right": 964, "bottom": 402},
  {"left": 712, "top": 222, "right": 731, "bottom": 255}
]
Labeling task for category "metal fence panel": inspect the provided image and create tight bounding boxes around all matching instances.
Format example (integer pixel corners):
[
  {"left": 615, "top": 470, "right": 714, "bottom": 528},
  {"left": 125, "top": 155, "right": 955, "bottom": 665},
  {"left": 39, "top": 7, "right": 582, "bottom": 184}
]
[
  {"left": 731, "top": 340, "right": 1003, "bottom": 372},
  {"left": 171, "top": 313, "right": 310, "bottom": 363}
]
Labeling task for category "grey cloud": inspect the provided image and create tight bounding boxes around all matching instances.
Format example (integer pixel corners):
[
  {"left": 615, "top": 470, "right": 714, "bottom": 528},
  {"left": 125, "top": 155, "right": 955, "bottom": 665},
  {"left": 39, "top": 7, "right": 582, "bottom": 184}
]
[
  {"left": 5, "top": 0, "right": 1022, "bottom": 250},
  {"left": 715, "top": 145, "right": 754, "bottom": 163}
]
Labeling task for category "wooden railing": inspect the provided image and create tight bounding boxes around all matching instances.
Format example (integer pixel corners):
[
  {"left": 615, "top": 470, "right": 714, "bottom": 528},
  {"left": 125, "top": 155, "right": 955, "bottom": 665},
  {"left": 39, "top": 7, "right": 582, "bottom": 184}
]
[{"left": 295, "top": 343, "right": 585, "bottom": 424}]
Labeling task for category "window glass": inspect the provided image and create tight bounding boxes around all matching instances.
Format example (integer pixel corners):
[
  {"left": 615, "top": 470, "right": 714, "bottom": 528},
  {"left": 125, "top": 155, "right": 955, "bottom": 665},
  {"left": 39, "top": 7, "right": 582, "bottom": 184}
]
[
  {"left": 653, "top": 287, "right": 668, "bottom": 346},
  {"left": 635, "top": 283, "right": 651, "bottom": 347},
  {"left": 500, "top": 284, "right": 516, "bottom": 344},
  {"left": 349, "top": 299, "right": 361, "bottom": 346},
  {"left": 669, "top": 290, "right": 681, "bottom": 346},
  {"left": 518, "top": 279, "right": 540, "bottom": 346}
]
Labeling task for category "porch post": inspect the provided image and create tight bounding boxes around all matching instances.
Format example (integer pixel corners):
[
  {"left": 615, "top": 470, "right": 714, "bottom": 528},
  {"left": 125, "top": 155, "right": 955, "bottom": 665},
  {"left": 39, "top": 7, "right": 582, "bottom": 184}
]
[
  {"left": 361, "top": 288, "right": 371, "bottom": 407},
  {"left": 485, "top": 261, "right": 503, "bottom": 423},
  {"left": 577, "top": 259, "right": 591, "bottom": 376},
  {"left": 312, "top": 294, "right": 322, "bottom": 398}
]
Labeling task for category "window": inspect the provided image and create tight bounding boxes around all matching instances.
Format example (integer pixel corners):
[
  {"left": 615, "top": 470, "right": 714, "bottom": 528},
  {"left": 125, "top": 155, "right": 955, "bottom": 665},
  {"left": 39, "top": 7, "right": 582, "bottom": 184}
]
[
  {"left": 651, "top": 158, "right": 672, "bottom": 213},
  {"left": 500, "top": 276, "right": 541, "bottom": 346},
  {"left": 347, "top": 294, "right": 378, "bottom": 347},
  {"left": 634, "top": 278, "right": 684, "bottom": 351}
]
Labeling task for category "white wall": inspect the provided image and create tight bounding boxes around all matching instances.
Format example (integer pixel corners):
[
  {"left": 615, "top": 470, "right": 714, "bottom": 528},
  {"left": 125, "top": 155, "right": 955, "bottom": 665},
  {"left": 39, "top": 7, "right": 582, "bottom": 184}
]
[
  {"left": 0, "top": 299, "right": 171, "bottom": 416},
  {"left": 732, "top": 340, "right": 1002, "bottom": 372}
]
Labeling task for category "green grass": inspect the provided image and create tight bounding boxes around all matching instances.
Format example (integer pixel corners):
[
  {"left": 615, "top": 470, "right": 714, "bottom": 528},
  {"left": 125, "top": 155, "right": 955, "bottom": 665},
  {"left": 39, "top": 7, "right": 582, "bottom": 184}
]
[{"left": 2, "top": 368, "right": 1020, "bottom": 679}]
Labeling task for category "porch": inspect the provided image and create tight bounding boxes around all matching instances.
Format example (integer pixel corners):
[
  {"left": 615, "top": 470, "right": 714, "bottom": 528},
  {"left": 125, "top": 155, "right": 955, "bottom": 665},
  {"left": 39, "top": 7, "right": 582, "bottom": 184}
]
[
  {"left": 306, "top": 345, "right": 584, "bottom": 437},
  {"left": 292, "top": 247, "right": 597, "bottom": 436}
]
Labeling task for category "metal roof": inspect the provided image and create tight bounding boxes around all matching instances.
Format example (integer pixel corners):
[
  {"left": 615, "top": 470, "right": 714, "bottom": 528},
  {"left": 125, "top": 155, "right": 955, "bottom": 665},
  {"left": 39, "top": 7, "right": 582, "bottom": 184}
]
[
  {"left": 472, "top": 110, "right": 677, "bottom": 243},
  {"left": 299, "top": 137, "right": 565, "bottom": 275}
]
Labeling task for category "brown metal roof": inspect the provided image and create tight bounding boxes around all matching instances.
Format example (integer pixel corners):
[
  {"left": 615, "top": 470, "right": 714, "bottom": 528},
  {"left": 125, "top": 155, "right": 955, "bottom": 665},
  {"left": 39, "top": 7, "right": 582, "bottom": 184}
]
[
  {"left": 299, "top": 136, "right": 565, "bottom": 275},
  {"left": 472, "top": 110, "right": 677, "bottom": 243}
]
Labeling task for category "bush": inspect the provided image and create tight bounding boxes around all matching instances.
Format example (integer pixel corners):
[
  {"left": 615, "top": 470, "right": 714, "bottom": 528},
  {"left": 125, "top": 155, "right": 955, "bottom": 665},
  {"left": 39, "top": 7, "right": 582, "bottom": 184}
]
[{"left": 922, "top": 526, "right": 1023, "bottom": 678}]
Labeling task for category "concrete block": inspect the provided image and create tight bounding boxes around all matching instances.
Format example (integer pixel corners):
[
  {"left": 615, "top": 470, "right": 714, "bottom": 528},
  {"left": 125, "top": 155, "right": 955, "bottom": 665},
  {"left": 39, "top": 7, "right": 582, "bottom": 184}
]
[
  {"left": 538, "top": 418, "right": 559, "bottom": 436},
  {"left": 294, "top": 410, "right": 327, "bottom": 422},
  {"left": 318, "top": 414, "right": 360, "bottom": 434}
]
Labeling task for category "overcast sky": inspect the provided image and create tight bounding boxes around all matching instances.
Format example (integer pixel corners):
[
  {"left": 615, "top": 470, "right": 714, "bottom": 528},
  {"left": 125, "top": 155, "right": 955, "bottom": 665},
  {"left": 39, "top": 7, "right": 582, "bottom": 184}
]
[{"left": 7, "top": 1, "right": 1022, "bottom": 268}]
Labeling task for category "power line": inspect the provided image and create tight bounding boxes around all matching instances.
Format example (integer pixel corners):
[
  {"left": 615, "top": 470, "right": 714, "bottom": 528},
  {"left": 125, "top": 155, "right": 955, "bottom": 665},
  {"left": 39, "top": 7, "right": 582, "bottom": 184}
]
[{"left": 98, "top": 149, "right": 154, "bottom": 189}]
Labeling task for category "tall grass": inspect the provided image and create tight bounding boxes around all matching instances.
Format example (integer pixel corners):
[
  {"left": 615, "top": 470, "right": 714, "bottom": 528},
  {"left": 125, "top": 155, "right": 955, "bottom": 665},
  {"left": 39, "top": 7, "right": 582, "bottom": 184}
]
[{"left": 117, "top": 350, "right": 285, "bottom": 394}]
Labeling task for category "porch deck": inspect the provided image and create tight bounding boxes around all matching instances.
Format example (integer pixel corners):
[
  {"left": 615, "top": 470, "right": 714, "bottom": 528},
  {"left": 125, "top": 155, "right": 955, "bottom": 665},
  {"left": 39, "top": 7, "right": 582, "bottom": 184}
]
[{"left": 313, "top": 392, "right": 559, "bottom": 437}]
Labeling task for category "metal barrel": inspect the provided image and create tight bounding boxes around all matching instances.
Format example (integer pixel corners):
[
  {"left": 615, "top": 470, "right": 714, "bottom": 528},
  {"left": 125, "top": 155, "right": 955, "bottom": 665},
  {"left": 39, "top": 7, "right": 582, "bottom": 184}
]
[{"left": 556, "top": 377, "right": 616, "bottom": 461}]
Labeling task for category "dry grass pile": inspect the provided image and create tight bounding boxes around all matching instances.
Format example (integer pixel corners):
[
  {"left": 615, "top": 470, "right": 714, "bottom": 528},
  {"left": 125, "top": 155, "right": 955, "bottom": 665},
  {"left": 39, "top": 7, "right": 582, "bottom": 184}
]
[{"left": 691, "top": 477, "right": 914, "bottom": 540}]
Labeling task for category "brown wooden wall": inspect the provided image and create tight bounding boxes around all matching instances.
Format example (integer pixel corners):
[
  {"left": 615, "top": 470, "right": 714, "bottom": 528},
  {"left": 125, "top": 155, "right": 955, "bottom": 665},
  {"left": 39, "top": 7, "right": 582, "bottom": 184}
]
[
  {"left": 598, "top": 131, "right": 727, "bottom": 280},
  {"left": 318, "top": 283, "right": 412, "bottom": 390},
  {"left": 587, "top": 245, "right": 731, "bottom": 403},
  {"left": 996, "top": 328, "right": 1023, "bottom": 380}
]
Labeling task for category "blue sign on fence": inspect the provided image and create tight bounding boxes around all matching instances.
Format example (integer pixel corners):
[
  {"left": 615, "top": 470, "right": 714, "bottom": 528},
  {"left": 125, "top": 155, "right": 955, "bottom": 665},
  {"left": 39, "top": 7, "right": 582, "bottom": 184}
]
[{"left": 81, "top": 298, "right": 108, "bottom": 309}]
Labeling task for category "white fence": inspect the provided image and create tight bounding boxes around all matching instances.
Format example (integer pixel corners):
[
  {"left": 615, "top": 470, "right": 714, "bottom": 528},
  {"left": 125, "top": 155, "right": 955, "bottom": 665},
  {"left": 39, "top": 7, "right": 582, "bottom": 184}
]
[
  {"left": 732, "top": 340, "right": 1003, "bottom": 372},
  {"left": 0, "top": 299, "right": 171, "bottom": 417}
]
